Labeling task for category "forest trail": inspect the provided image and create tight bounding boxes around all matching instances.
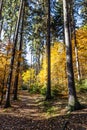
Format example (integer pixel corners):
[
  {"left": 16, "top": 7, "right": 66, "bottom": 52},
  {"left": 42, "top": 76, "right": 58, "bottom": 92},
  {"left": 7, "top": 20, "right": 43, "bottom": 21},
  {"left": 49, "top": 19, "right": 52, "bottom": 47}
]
[
  {"left": 0, "top": 90, "right": 87, "bottom": 129},
  {"left": 0, "top": 90, "right": 46, "bottom": 120}
]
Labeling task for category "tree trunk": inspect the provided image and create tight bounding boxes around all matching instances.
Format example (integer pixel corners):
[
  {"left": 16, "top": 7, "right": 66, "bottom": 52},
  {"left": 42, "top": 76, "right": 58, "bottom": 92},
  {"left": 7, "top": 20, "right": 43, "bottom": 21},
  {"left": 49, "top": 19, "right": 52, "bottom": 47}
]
[
  {"left": 0, "top": 0, "right": 3, "bottom": 40},
  {"left": 13, "top": 1, "right": 25, "bottom": 100},
  {"left": 4, "top": 0, "right": 23, "bottom": 108},
  {"left": 46, "top": 0, "right": 51, "bottom": 100},
  {"left": 69, "top": 0, "right": 81, "bottom": 82},
  {"left": 0, "top": 0, "right": 3, "bottom": 17},
  {"left": 73, "top": 27, "right": 81, "bottom": 82},
  {"left": 63, "top": 0, "right": 81, "bottom": 111},
  {"left": 71, "top": 0, "right": 81, "bottom": 82}
]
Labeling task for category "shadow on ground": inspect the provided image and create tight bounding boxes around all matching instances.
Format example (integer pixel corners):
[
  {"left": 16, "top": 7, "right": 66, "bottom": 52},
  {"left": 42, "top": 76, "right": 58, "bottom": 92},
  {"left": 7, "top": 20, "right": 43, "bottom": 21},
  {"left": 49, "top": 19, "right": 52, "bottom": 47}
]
[
  {"left": 0, "top": 112, "right": 87, "bottom": 130},
  {"left": 0, "top": 90, "right": 87, "bottom": 130}
]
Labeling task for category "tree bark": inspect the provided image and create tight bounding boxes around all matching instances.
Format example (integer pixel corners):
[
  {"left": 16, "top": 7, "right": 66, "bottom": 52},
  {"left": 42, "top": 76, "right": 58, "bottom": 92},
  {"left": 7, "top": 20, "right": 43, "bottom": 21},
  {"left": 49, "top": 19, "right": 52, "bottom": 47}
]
[
  {"left": 13, "top": 1, "right": 25, "bottom": 100},
  {"left": 4, "top": 0, "right": 23, "bottom": 108},
  {"left": 69, "top": 0, "right": 81, "bottom": 82},
  {"left": 0, "top": 0, "right": 3, "bottom": 40},
  {"left": 46, "top": 0, "right": 51, "bottom": 100},
  {"left": 63, "top": 0, "right": 81, "bottom": 111},
  {"left": 73, "top": 26, "right": 81, "bottom": 82},
  {"left": 71, "top": 0, "right": 81, "bottom": 82}
]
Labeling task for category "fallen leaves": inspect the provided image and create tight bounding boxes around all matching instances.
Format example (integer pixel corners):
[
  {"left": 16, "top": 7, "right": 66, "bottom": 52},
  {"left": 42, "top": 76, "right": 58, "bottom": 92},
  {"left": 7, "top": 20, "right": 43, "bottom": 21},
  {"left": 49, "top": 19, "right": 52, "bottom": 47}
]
[{"left": 0, "top": 91, "right": 87, "bottom": 129}]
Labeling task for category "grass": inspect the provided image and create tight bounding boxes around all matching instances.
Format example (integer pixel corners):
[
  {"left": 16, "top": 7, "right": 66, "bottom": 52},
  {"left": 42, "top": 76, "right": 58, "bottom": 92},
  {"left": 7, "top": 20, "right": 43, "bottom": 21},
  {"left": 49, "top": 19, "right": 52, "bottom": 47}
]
[
  {"left": 37, "top": 98, "right": 63, "bottom": 118},
  {"left": 76, "top": 79, "right": 87, "bottom": 92}
]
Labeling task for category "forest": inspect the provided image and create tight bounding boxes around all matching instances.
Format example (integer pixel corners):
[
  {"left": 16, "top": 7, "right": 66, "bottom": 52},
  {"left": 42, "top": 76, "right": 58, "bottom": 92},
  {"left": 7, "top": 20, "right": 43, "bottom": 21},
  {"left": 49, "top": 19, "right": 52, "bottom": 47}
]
[{"left": 0, "top": 0, "right": 87, "bottom": 129}]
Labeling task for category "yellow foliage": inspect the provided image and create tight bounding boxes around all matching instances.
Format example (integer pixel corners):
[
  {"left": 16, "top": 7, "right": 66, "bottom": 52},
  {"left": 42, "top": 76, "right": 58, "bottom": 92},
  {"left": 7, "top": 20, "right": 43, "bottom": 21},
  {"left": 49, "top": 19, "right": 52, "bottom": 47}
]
[
  {"left": 38, "top": 27, "right": 87, "bottom": 93},
  {"left": 72, "top": 27, "right": 87, "bottom": 79},
  {"left": 6, "top": 44, "right": 13, "bottom": 51},
  {"left": 51, "top": 42, "right": 66, "bottom": 85},
  {"left": 37, "top": 42, "right": 67, "bottom": 93},
  {"left": 22, "top": 69, "right": 35, "bottom": 85}
]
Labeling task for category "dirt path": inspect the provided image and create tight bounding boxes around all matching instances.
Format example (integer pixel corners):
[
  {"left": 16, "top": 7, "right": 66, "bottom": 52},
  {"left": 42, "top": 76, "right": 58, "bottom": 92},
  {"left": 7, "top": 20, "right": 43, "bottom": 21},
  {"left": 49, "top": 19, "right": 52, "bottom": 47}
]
[{"left": 0, "top": 90, "right": 87, "bottom": 130}]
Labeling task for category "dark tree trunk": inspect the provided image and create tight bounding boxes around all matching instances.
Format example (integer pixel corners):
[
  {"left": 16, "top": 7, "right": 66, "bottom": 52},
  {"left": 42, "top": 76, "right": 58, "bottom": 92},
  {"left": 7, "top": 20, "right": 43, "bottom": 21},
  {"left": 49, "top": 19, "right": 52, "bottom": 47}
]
[
  {"left": 0, "top": 0, "right": 3, "bottom": 17},
  {"left": 73, "top": 24, "right": 81, "bottom": 82},
  {"left": 13, "top": 1, "right": 25, "bottom": 100},
  {"left": 30, "top": 51, "right": 33, "bottom": 87},
  {"left": 71, "top": 0, "right": 81, "bottom": 82},
  {"left": 0, "top": 0, "right": 3, "bottom": 40},
  {"left": 68, "top": 0, "right": 81, "bottom": 82},
  {"left": 46, "top": 0, "right": 51, "bottom": 100},
  {"left": 4, "top": 0, "right": 23, "bottom": 108},
  {"left": 63, "top": 0, "right": 81, "bottom": 111},
  {"left": 13, "top": 74, "right": 19, "bottom": 100}
]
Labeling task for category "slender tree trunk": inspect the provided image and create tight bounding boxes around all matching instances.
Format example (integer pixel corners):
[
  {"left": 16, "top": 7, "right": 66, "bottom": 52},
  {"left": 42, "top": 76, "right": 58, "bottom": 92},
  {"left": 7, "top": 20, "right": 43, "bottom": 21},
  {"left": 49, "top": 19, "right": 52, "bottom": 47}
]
[
  {"left": 13, "top": 1, "right": 25, "bottom": 100},
  {"left": 4, "top": 0, "right": 23, "bottom": 108},
  {"left": 29, "top": 50, "right": 33, "bottom": 87},
  {"left": 46, "top": 0, "right": 51, "bottom": 99},
  {"left": 68, "top": 0, "right": 72, "bottom": 40},
  {"left": 63, "top": 0, "right": 81, "bottom": 111},
  {"left": 73, "top": 27, "right": 81, "bottom": 82},
  {"left": 38, "top": 52, "right": 41, "bottom": 72},
  {"left": 0, "top": 0, "right": 3, "bottom": 17},
  {"left": 35, "top": 51, "right": 41, "bottom": 75},
  {"left": 71, "top": 0, "right": 81, "bottom": 82},
  {"left": 69, "top": 0, "right": 81, "bottom": 82},
  {"left": 0, "top": 0, "right": 3, "bottom": 40}
]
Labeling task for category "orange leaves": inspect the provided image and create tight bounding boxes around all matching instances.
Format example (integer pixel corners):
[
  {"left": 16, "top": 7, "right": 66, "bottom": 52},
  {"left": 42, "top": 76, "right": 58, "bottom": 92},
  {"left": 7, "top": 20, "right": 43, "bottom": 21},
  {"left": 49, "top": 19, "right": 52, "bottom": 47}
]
[
  {"left": 76, "top": 28, "right": 87, "bottom": 58},
  {"left": 0, "top": 40, "right": 24, "bottom": 92},
  {"left": 6, "top": 44, "right": 13, "bottom": 51}
]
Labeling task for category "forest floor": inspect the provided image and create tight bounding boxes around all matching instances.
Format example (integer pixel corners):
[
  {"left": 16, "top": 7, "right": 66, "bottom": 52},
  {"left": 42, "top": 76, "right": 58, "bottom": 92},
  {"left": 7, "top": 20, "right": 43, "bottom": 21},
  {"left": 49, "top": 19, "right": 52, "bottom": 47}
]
[{"left": 0, "top": 90, "right": 87, "bottom": 130}]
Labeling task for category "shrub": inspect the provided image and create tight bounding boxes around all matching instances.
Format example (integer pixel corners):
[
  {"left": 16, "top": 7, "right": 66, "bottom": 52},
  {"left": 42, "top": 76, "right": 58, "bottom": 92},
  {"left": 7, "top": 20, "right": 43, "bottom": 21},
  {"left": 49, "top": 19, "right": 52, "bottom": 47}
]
[
  {"left": 76, "top": 79, "right": 87, "bottom": 92},
  {"left": 40, "top": 86, "right": 47, "bottom": 95},
  {"left": 40, "top": 85, "right": 60, "bottom": 97},
  {"left": 52, "top": 87, "right": 59, "bottom": 97},
  {"left": 28, "top": 83, "right": 40, "bottom": 94},
  {"left": 20, "top": 84, "right": 28, "bottom": 90}
]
